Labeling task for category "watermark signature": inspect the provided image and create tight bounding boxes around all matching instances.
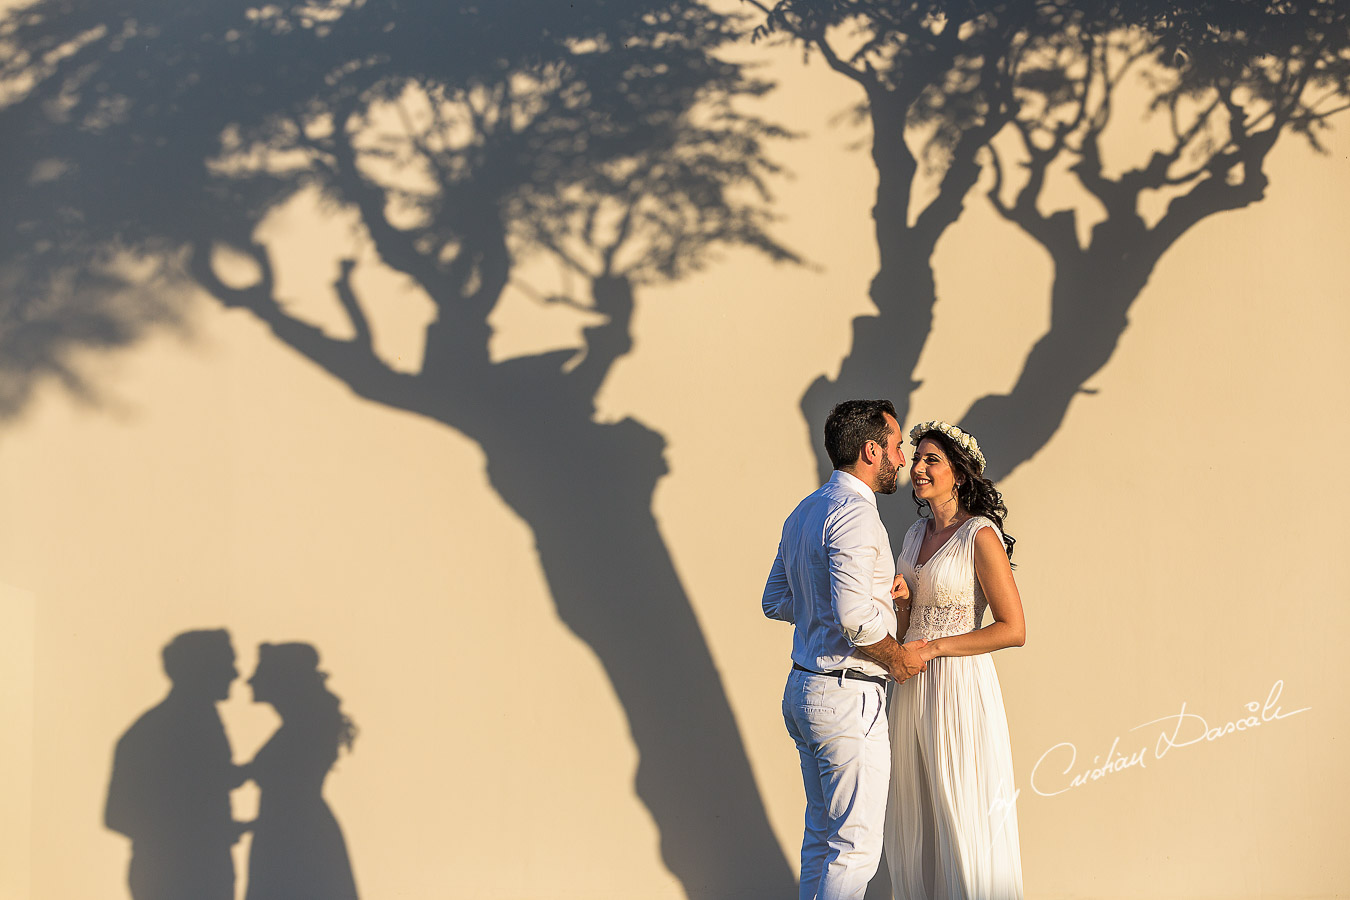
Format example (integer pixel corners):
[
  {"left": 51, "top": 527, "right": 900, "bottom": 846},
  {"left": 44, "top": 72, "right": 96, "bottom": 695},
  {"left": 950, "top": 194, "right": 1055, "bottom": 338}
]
[
  {"left": 989, "top": 779, "right": 1020, "bottom": 837},
  {"left": 1027, "top": 679, "right": 1311, "bottom": 798}
]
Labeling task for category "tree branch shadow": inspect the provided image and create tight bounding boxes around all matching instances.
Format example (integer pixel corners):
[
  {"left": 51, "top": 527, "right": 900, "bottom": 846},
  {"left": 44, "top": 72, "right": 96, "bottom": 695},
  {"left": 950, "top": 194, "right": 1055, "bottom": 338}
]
[
  {"left": 5, "top": 1, "right": 801, "bottom": 895},
  {"left": 756, "top": 0, "right": 1349, "bottom": 505}
]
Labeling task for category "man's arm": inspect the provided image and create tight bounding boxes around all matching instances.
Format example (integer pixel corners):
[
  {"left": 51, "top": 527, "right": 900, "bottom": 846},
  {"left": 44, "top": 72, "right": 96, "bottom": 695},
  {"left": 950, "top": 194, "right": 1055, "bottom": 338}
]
[
  {"left": 827, "top": 503, "right": 926, "bottom": 681},
  {"left": 762, "top": 539, "right": 795, "bottom": 623},
  {"left": 855, "top": 634, "right": 928, "bottom": 683},
  {"left": 826, "top": 503, "right": 891, "bottom": 648}
]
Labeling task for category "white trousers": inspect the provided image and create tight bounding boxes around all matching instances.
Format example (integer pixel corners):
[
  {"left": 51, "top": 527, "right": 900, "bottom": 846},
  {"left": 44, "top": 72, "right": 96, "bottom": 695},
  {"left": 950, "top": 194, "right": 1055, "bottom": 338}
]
[{"left": 782, "top": 667, "right": 890, "bottom": 900}]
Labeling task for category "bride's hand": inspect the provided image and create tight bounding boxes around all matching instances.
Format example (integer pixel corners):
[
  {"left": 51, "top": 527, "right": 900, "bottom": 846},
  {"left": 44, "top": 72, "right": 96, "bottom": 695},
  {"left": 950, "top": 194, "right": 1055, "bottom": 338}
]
[
  {"left": 891, "top": 573, "right": 910, "bottom": 604},
  {"left": 893, "top": 639, "right": 928, "bottom": 683}
]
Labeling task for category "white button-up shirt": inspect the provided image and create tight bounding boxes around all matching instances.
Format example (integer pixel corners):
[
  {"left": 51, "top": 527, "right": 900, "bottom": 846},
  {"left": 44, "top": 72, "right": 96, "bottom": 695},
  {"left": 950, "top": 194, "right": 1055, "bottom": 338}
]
[{"left": 762, "top": 470, "right": 898, "bottom": 678}]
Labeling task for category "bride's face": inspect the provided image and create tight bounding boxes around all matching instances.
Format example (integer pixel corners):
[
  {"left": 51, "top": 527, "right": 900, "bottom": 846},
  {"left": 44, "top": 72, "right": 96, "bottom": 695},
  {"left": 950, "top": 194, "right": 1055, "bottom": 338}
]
[
  {"left": 248, "top": 662, "right": 277, "bottom": 705},
  {"left": 910, "top": 438, "right": 961, "bottom": 504}
]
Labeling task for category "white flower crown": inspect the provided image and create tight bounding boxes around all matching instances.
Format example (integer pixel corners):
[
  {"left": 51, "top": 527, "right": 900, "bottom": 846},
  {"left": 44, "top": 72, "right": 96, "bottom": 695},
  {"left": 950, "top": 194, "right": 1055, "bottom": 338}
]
[{"left": 908, "top": 420, "right": 987, "bottom": 474}]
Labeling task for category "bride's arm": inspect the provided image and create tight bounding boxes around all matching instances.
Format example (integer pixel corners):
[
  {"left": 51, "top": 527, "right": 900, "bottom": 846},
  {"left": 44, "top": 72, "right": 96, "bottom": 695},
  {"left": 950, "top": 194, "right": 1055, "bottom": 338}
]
[
  {"left": 891, "top": 572, "right": 913, "bottom": 643},
  {"left": 920, "top": 527, "right": 1026, "bottom": 660}
]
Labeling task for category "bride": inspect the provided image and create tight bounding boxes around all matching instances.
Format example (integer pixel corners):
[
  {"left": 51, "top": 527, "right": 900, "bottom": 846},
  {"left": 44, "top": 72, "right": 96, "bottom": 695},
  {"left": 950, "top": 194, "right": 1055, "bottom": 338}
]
[
  {"left": 242, "top": 643, "right": 360, "bottom": 900},
  {"left": 885, "top": 421, "right": 1026, "bottom": 900}
]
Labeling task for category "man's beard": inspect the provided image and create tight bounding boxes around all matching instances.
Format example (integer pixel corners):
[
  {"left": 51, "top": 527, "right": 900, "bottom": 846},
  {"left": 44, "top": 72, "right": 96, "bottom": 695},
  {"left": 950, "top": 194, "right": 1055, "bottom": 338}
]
[{"left": 876, "top": 455, "right": 900, "bottom": 494}]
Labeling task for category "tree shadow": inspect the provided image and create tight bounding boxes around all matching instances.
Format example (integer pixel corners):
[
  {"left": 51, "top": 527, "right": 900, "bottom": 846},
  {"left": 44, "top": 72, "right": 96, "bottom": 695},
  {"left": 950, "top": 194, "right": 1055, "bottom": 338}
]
[
  {"left": 753, "top": 0, "right": 1350, "bottom": 512},
  {"left": 7, "top": 1, "right": 798, "bottom": 895}
]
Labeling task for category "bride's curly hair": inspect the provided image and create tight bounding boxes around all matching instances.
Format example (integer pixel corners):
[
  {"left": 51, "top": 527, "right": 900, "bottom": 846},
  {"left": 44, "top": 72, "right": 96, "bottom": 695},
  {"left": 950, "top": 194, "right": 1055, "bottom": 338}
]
[{"left": 910, "top": 428, "right": 1016, "bottom": 561}]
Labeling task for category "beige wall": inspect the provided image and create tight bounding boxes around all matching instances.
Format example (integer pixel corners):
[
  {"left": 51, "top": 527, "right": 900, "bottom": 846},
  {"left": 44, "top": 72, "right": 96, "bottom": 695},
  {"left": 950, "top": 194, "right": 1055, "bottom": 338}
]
[{"left": 3, "top": 30, "right": 1348, "bottom": 900}]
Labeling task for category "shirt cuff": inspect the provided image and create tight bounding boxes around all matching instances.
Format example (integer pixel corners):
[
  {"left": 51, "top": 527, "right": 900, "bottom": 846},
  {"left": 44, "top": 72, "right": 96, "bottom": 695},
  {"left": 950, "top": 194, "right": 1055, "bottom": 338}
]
[{"left": 842, "top": 611, "right": 887, "bottom": 648}]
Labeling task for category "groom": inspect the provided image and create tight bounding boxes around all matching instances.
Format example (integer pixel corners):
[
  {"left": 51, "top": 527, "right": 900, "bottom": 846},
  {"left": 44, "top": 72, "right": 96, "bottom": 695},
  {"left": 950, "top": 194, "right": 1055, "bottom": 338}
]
[
  {"left": 105, "top": 630, "right": 247, "bottom": 900},
  {"left": 763, "top": 399, "right": 928, "bottom": 900}
]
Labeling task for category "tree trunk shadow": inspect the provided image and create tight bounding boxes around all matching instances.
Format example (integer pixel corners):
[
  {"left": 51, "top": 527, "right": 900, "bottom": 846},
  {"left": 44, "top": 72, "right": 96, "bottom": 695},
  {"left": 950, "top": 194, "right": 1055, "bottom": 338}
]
[{"left": 478, "top": 397, "right": 794, "bottom": 897}]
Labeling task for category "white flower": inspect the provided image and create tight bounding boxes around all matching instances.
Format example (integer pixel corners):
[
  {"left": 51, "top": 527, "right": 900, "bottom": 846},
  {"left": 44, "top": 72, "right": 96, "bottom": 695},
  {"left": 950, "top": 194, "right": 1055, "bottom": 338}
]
[{"left": 908, "top": 420, "right": 988, "bottom": 474}]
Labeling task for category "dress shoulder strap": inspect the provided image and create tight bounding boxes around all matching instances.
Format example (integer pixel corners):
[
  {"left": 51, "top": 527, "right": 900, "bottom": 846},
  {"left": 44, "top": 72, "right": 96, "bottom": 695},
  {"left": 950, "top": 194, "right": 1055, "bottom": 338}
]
[
  {"left": 895, "top": 519, "right": 925, "bottom": 567},
  {"left": 959, "top": 516, "right": 1004, "bottom": 557},
  {"left": 903, "top": 519, "right": 927, "bottom": 551},
  {"left": 966, "top": 515, "right": 998, "bottom": 537}
]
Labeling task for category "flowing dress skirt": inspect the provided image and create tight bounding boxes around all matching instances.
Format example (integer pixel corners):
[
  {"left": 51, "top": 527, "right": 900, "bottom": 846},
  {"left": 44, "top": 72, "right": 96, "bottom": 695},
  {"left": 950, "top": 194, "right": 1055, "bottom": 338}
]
[{"left": 884, "top": 654, "right": 1023, "bottom": 900}]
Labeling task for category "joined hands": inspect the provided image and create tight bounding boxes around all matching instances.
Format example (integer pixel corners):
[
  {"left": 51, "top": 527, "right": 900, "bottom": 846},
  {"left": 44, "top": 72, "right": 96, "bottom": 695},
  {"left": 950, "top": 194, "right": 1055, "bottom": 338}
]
[{"left": 890, "top": 639, "right": 929, "bottom": 684}]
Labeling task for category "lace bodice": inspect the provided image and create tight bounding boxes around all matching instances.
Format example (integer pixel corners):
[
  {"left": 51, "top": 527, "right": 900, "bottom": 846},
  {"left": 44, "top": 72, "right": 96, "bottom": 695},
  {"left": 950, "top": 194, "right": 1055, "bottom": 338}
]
[{"left": 897, "top": 517, "right": 998, "bottom": 642}]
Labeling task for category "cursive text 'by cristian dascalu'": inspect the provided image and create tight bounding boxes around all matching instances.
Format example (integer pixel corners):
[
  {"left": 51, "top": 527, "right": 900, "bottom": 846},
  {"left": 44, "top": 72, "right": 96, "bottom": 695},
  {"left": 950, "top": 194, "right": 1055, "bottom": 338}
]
[{"left": 1029, "top": 679, "right": 1311, "bottom": 798}]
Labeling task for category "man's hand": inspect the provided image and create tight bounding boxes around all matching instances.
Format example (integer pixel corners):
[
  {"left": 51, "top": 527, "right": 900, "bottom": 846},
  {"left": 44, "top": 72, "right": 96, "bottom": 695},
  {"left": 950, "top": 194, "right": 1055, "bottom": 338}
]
[
  {"left": 893, "top": 639, "right": 928, "bottom": 683},
  {"left": 856, "top": 634, "right": 928, "bottom": 684}
]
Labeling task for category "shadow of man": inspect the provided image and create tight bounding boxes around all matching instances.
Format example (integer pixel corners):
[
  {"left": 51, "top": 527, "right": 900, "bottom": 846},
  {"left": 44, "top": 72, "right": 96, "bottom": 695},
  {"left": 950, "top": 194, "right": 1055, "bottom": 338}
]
[{"left": 105, "top": 629, "right": 247, "bottom": 900}]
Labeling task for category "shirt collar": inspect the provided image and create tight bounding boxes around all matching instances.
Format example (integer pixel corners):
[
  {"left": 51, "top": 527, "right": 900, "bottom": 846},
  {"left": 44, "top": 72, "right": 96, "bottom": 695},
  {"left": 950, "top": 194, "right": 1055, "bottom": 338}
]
[{"left": 829, "top": 469, "right": 877, "bottom": 506}]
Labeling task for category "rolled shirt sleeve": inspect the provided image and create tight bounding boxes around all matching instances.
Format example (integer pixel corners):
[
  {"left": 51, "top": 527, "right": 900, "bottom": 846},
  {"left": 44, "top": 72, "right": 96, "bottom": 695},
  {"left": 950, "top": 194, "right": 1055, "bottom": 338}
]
[
  {"left": 762, "top": 470, "right": 896, "bottom": 677},
  {"left": 825, "top": 502, "right": 889, "bottom": 647},
  {"left": 762, "top": 540, "right": 795, "bottom": 623}
]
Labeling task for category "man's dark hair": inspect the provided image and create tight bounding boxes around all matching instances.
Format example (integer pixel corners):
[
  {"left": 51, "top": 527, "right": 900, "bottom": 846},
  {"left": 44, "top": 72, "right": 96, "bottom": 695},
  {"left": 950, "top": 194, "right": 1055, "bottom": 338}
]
[
  {"left": 824, "top": 399, "right": 897, "bottom": 470},
  {"left": 162, "top": 629, "right": 232, "bottom": 684}
]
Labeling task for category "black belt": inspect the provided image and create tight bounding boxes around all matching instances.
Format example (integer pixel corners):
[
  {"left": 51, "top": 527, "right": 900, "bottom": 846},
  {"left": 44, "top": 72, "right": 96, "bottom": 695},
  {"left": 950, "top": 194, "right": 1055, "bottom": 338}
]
[{"left": 792, "top": 661, "right": 887, "bottom": 687}]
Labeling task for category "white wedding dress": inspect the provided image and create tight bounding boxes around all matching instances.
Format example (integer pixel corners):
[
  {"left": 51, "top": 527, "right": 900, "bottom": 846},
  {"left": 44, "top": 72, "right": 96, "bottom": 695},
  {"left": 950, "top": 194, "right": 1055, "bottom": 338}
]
[{"left": 884, "top": 516, "right": 1023, "bottom": 900}]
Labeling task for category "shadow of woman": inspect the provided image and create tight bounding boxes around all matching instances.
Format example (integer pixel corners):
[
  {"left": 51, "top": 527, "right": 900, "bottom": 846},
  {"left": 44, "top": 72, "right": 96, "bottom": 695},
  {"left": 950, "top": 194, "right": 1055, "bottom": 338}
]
[{"left": 242, "top": 642, "right": 359, "bottom": 900}]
